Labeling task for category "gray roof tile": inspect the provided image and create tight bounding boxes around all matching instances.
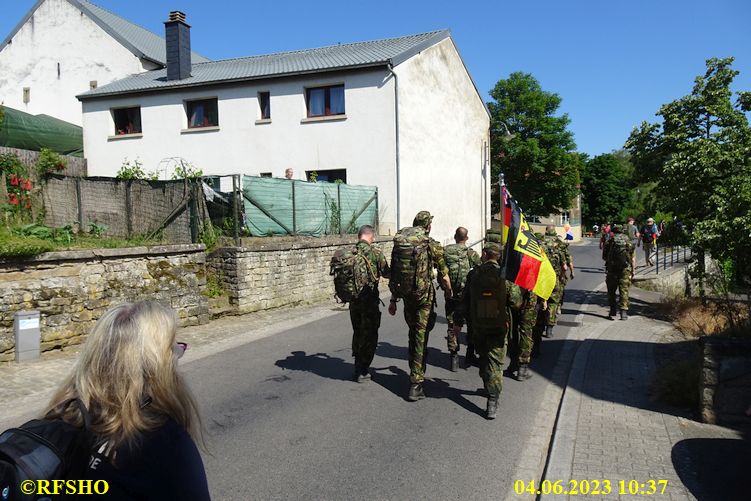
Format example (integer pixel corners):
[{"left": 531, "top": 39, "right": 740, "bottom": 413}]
[
  {"left": 79, "top": 30, "right": 450, "bottom": 99},
  {"left": 1, "top": 0, "right": 210, "bottom": 65}
]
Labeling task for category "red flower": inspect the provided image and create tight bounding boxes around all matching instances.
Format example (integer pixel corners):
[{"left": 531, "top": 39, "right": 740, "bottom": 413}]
[
  {"left": 8, "top": 194, "right": 19, "bottom": 205},
  {"left": 9, "top": 174, "right": 19, "bottom": 186},
  {"left": 21, "top": 179, "right": 32, "bottom": 191},
  {"left": 24, "top": 199, "right": 32, "bottom": 209}
]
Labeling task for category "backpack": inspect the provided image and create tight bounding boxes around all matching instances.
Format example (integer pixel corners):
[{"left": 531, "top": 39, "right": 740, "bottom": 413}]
[
  {"left": 330, "top": 247, "right": 376, "bottom": 303},
  {"left": 470, "top": 262, "right": 507, "bottom": 333},
  {"left": 0, "top": 399, "right": 93, "bottom": 501},
  {"left": 444, "top": 244, "right": 470, "bottom": 295},
  {"left": 607, "top": 234, "right": 632, "bottom": 271},
  {"left": 542, "top": 237, "right": 564, "bottom": 274},
  {"left": 389, "top": 227, "right": 431, "bottom": 300}
]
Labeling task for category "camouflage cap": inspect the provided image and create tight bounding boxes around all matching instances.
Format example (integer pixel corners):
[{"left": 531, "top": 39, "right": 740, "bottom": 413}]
[
  {"left": 483, "top": 242, "right": 502, "bottom": 255},
  {"left": 413, "top": 210, "right": 433, "bottom": 228},
  {"left": 545, "top": 225, "right": 557, "bottom": 236},
  {"left": 534, "top": 232, "right": 544, "bottom": 239},
  {"left": 612, "top": 224, "right": 624, "bottom": 233}
]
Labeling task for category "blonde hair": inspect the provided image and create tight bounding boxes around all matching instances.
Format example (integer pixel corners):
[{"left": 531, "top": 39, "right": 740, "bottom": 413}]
[{"left": 45, "top": 301, "right": 203, "bottom": 451}]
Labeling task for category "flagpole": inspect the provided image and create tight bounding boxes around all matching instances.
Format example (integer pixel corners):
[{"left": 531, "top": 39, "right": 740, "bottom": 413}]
[{"left": 499, "top": 172, "right": 506, "bottom": 246}]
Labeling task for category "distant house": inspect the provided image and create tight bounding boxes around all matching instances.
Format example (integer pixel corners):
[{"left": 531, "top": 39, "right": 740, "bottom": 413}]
[
  {"left": 0, "top": 0, "right": 209, "bottom": 125},
  {"left": 77, "top": 13, "right": 491, "bottom": 240}
]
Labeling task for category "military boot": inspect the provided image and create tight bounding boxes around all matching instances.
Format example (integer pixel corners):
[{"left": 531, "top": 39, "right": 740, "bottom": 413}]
[
  {"left": 516, "top": 364, "right": 533, "bottom": 381},
  {"left": 408, "top": 383, "right": 426, "bottom": 401},
  {"left": 620, "top": 310, "right": 628, "bottom": 320},
  {"left": 545, "top": 325, "right": 554, "bottom": 338},
  {"left": 608, "top": 307, "right": 617, "bottom": 320},
  {"left": 486, "top": 396, "right": 499, "bottom": 419},
  {"left": 450, "top": 352, "right": 459, "bottom": 372}
]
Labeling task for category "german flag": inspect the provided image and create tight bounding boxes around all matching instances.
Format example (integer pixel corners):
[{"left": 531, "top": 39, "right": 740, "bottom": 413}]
[{"left": 501, "top": 187, "right": 557, "bottom": 300}]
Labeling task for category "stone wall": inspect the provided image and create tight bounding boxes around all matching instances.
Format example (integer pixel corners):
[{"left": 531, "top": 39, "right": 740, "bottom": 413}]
[
  {"left": 699, "top": 336, "right": 751, "bottom": 426},
  {"left": 208, "top": 236, "right": 394, "bottom": 314},
  {"left": 0, "top": 244, "right": 209, "bottom": 362}
]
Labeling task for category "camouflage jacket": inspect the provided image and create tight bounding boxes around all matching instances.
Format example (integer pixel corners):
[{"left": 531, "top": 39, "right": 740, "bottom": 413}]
[
  {"left": 543, "top": 235, "right": 569, "bottom": 277},
  {"left": 356, "top": 240, "right": 390, "bottom": 286}
]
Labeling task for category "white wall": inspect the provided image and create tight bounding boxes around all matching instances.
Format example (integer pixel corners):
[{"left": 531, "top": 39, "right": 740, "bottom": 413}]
[
  {"left": 394, "top": 38, "right": 490, "bottom": 247},
  {"left": 81, "top": 69, "right": 399, "bottom": 233},
  {"left": 0, "top": 0, "right": 150, "bottom": 125}
]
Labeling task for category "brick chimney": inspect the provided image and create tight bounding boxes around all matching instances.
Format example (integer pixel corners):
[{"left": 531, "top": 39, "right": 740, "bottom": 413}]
[{"left": 164, "top": 11, "right": 191, "bottom": 81}]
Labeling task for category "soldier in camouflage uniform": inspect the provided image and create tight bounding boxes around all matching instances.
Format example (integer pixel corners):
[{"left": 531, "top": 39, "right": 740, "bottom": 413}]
[
  {"left": 455, "top": 242, "right": 507, "bottom": 419},
  {"left": 541, "top": 225, "right": 570, "bottom": 338},
  {"left": 441, "top": 227, "right": 481, "bottom": 372},
  {"left": 603, "top": 224, "right": 635, "bottom": 320},
  {"left": 388, "top": 211, "right": 452, "bottom": 401},
  {"left": 505, "top": 284, "right": 544, "bottom": 381},
  {"left": 349, "top": 225, "right": 390, "bottom": 382}
]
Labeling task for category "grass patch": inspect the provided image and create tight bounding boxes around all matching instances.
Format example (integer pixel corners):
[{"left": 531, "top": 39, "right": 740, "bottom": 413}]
[
  {"left": 0, "top": 224, "right": 164, "bottom": 258},
  {"left": 658, "top": 296, "right": 749, "bottom": 338}
]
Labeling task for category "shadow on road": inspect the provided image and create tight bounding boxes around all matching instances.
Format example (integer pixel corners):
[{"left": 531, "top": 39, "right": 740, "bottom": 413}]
[{"left": 274, "top": 351, "right": 353, "bottom": 382}]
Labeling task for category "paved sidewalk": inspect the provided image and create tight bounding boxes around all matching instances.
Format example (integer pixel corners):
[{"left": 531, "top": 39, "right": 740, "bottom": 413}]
[{"left": 541, "top": 286, "right": 746, "bottom": 501}]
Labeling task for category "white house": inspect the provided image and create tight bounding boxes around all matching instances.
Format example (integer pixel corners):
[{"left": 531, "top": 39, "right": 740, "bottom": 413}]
[
  {"left": 77, "top": 13, "right": 490, "bottom": 241},
  {"left": 0, "top": 0, "right": 209, "bottom": 125}
]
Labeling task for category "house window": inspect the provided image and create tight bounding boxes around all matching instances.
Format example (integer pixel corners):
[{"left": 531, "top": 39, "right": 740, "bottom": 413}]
[
  {"left": 559, "top": 211, "right": 570, "bottom": 225},
  {"left": 259, "top": 172, "right": 272, "bottom": 178},
  {"left": 305, "top": 85, "right": 345, "bottom": 117},
  {"left": 307, "top": 169, "right": 346, "bottom": 183},
  {"left": 258, "top": 92, "right": 271, "bottom": 120},
  {"left": 186, "top": 98, "right": 219, "bottom": 128},
  {"left": 528, "top": 215, "right": 542, "bottom": 224},
  {"left": 112, "top": 107, "right": 142, "bottom": 135}
]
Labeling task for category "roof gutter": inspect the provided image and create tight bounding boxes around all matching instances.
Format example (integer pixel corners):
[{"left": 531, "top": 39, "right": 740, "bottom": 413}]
[
  {"left": 76, "top": 61, "right": 390, "bottom": 101},
  {"left": 387, "top": 63, "right": 400, "bottom": 232}
]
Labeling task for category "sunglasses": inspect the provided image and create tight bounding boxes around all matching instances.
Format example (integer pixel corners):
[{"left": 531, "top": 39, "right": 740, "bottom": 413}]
[{"left": 173, "top": 341, "right": 188, "bottom": 359}]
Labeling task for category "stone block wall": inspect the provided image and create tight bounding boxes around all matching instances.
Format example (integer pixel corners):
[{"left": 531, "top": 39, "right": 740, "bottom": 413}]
[
  {"left": 208, "top": 236, "right": 394, "bottom": 314},
  {"left": 0, "top": 244, "right": 209, "bottom": 362},
  {"left": 699, "top": 336, "right": 751, "bottom": 425}
]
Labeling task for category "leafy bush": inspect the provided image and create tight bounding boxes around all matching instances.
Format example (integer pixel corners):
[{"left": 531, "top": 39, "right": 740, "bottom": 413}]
[
  {"left": 172, "top": 160, "right": 202, "bottom": 179},
  {"left": 116, "top": 158, "right": 158, "bottom": 180},
  {"left": 0, "top": 227, "right": 54, "bottom": 257},
  {"left": 35, "top": 148, "right": 67, "bottom": 176},
  {"left": 88, "top": 222, "right": 107, "bottom": 238},
  {"left": 0, "top": 153, "right": 26, "bottom": 177}
]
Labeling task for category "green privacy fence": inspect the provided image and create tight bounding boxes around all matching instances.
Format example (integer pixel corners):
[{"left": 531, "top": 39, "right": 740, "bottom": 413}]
[{"left": 241, "top": 176, "right": 378, "bottom": 236}]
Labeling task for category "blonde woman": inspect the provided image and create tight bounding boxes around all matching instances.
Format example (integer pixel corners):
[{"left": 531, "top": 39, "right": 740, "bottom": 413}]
[{"left": 44, "top": 301, "right": 210, "bottom": 500}]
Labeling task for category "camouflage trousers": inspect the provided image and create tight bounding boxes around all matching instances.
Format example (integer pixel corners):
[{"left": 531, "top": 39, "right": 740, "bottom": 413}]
[
  {"left": 444, "top": 296, "right": 463, "bottom": 353},
  {"left": 475, "top": 328, "right": 507, "bottom": 398},
  {"left": 349, "top": 294, "right": 382, "bottom": 370},
  {"left": 403, "top": 289, "right": 437, "bottom": 384},
  {"left": 517, "top": 301, "right": 537, "bottom": 364},
  {"left": 606, "top": 268, "right": 632, "bottom": 311},
  {"left": 547, "top": 279, "right": 564, "bottom": 326}
]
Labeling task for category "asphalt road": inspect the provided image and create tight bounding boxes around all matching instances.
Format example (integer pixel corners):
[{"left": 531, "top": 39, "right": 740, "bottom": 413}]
[{"left": 189, "top": 240, "right": 606, "bottom": 500}]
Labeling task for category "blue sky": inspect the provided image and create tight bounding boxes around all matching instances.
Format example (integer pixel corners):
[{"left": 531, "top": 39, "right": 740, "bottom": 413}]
[{"left": 3, "top": 0, "right": 749, "bottom": 156}]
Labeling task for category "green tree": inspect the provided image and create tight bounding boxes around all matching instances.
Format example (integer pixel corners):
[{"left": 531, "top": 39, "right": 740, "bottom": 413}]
[
  {"left": 581, "top": 153, "right": 631, "bottom": 226},
  {"left": 488, "top": 72, "right": 580, "bottom": 215},
  {"left": 626, "top": 57, "right": 751, "bottom": 286}
]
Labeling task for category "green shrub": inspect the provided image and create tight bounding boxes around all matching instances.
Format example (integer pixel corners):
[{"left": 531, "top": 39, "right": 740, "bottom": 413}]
[{"left": 35, "top": 148, "right": 67, "bottom": 176}]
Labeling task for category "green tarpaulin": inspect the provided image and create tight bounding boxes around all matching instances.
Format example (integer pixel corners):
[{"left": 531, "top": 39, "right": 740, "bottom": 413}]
[
  {"left": 0, "top": 106, "right": 83, "bottom": 157},
  {"left": 242, "top": 176, "right": 378, "bottom": 237}
]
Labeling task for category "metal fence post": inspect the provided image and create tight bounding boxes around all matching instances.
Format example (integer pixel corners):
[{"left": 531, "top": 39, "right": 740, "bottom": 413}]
[
  {"left": 337, "top": 183, "right": 343, "bottom": 235},
  {"left": 656, "top": 242, "right": 659, "bottom": 275},
  {"left": 75, "top": 177, "right": 83, "bottom": 232},
  {"left": 292, "top": 181, "right": 297, "bottom": 235},
  {"left": 374, "top": 188, "right": 379, "bottom": 234},
  {"left": 233, "top": 175, "right": 240, "bottom": 245},
  {"left": 125, "top": 180, "right": 133, "bottom": 238}
]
